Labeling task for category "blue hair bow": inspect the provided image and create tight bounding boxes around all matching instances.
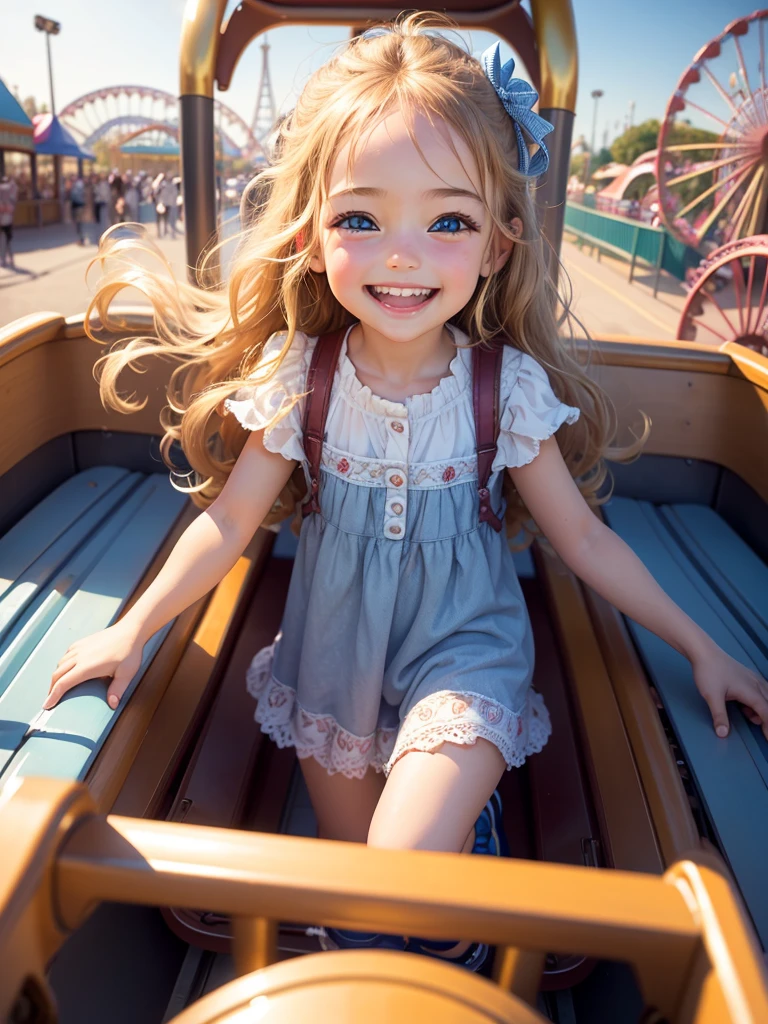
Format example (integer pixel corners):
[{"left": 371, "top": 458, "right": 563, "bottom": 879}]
[{"left": 480, "top": 42, "right": 554, "bottom": 178}]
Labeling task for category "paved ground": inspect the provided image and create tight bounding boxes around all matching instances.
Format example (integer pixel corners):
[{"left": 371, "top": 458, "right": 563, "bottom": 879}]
[
  {"left": 560, "top": 233, "right": 687, "bottom": 341},
  {"left": 0, "top": 219, "right": 717, "bottom": 345},
  {"left": 0, "top": 220, "right": 191, "bottom": 325}
]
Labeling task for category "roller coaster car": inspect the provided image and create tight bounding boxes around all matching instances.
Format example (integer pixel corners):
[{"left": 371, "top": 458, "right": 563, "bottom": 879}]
[
  {"left": 1, "top": 311, "right": 768, "bottom": 1023},
  {"left": 2, "top": 0, "right": 768, "bottom": 1020}
]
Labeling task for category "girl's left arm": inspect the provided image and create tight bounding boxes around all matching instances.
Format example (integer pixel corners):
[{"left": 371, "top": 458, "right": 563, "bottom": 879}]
[{"left": 509, "top": 436, "right": 768, "bottom": 740}]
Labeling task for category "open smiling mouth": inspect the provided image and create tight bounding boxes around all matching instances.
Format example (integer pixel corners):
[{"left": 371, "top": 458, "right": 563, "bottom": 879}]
[{"left": 365, "top": 286, "right": 439, "bottom": 312}]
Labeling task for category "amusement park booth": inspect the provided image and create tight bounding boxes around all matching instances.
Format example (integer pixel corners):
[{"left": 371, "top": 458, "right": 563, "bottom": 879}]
[
  {"left": 32, "top": 113, "right": 95, "bottom": 225},
  {"left": 0, "top": 78, "right": 36, "bottom": 225}
]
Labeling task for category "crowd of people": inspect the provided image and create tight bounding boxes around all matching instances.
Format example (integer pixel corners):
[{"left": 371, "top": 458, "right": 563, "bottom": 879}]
[
  {"left": 64, "top": 169, "right": 183, "bottom": 244},
  {"left": 0, "top": 173, "right": 19, "bottom": 267}
]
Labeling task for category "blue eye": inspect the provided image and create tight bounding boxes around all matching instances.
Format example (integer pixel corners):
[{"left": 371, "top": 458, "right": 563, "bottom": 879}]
[{"left": 331, "top": 210, "right": 480, "bottom": 234}]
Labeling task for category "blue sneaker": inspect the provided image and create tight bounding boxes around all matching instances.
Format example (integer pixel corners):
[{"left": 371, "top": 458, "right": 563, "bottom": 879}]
[
  {"left": 405, "top": 936, "right": 490, "bottom": 972},
  {"left": 471, "top": 789, "right": 510, "bottom": 858},
  {"left": 317, "top": 926, "right": 407, "bottom": 952}
]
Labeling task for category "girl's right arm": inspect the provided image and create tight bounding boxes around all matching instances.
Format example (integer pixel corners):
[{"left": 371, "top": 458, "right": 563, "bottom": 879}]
[{"left": 43, "top": 430, "right": 298, "bottom": 710}]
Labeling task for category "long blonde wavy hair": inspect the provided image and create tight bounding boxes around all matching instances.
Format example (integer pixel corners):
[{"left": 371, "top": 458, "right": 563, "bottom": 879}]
[{"left": 87, "top": 11, "right": 648, "bottom": 544}]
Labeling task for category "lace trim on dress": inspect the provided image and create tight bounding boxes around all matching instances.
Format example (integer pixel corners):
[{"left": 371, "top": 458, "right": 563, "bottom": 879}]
[
  {"left": 321, "top": 442, "right": 479, "bottom": 489},
  {"left": 383, "top": 688, "right": 552, "bottom": 777},
  {"left": 246, "top": 640, "right": 397, "bottom": 779},
  {"left": 246, "top": 641, "right": 551, "bottom": 779}
]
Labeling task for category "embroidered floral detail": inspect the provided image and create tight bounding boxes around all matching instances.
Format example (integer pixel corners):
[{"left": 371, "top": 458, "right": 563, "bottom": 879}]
[
  {"left": 321, "top": 443, "right": 478, "bottom": 489},
  {"left": 411, "top": 460, "right": 475, "bottom": 487},
  {"left": 383, "top": 688, "right": 551, "bottom": 777},
  {"left": 246, "top": 640, "right": 397, "bottom": 778}
]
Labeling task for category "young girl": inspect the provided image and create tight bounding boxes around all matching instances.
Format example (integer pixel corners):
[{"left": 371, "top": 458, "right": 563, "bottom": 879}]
[{"left": 43, "top": 12, "right": 768, "bottom": 971}]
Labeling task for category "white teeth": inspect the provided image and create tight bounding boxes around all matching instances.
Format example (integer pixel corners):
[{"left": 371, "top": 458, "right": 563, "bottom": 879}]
[{"left": 371, "top": 286, "right": 434, "bottom": 297}]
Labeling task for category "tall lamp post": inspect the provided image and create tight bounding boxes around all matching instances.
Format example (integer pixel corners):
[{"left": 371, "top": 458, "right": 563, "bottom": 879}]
[
  {"left": 584, "top": 89, "right": 604, "bottom": 186},
  {"left": 34, "top": 15, "right": 60, "bottom": 116},
  {"left": 34, "top": 15, "right": 62, "bottom": 224}
]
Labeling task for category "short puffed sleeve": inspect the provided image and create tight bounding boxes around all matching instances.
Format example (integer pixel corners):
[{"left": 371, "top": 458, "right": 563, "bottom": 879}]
[
  {"left": 492, "top": 348, "right": 581, "bottom": 473},
  {"left": 223, "top": 330, "right": 310, "bottom": 463}
]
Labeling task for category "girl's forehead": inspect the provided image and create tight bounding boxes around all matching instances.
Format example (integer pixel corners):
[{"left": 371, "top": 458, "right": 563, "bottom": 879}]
[{"left": 325, "top": 108, "right": 482, "bottom": 199}]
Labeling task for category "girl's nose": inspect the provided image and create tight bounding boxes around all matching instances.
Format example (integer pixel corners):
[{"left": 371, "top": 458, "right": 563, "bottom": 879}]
[{"left": 386, "top": 252, "right": 419, "bottom": 269}]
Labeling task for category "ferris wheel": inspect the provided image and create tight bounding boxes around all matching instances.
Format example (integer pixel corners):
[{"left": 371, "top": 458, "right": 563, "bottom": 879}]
[
  {"left": 658, "top": 11, "right": 768, "bottom": 354},
  {"left": 59, "top": 86, "right": 263, "bottom": 162}
]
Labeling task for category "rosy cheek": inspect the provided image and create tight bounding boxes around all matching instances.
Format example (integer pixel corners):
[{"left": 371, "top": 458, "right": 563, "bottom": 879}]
[
  {"left": 439, "top": 247, "right": 477, "bottom": 280},
  {"left": 325, "top": 246, "right": 358, "bottom": 286}
]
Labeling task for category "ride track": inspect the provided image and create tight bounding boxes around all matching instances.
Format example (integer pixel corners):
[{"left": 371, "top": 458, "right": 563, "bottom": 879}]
[{"left": 58, "top": 85, "right": 264, "bottom": 161}]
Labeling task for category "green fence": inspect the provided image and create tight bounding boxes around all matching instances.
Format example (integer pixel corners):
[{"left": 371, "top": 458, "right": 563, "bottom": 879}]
[{"left": 563, "top": 203, "right": 701, "bottom": 297}]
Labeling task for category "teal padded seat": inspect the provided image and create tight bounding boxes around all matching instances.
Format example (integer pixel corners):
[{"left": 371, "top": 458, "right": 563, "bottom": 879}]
[
  {"left": 0, "top": 467, "right": 188, "bottom": 784},
  {"left": 602, "top": 497, "right": 768, "bottom": 947}
]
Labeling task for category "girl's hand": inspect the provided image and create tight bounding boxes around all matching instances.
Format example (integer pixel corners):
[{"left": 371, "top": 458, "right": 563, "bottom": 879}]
[
  {"left": 43, "top": 623, "right": 145, "bottom": 712},
  {"left": 692, "top": 647, "right": 768, "bottom": 740}
]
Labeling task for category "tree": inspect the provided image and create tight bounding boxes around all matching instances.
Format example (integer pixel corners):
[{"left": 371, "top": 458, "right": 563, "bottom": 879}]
[
  {"left": 610, "top": 118, "right": 718, "bottom": 166},
  {"left": 610, "top": 120, "right": 661, "bottom": 165},
  {"left": 569, "top": 153, "right": 589, "bottom": 179},
  {"left": 665, "top": 119, "right": 719, "bottom": 164},
  {"left": 594, "top": 147, "right": 614, "bottom": 170},
  {"left": 21, "top": 95, "right": 48, "bottom": 119}
]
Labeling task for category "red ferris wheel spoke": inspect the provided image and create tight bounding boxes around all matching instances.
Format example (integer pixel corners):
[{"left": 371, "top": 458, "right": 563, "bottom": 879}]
[
  {"left": 663, "top": 142, "right": 753, "bottom": 151},
  {"left": 686, "top": 315, "right": 731, "bottom": 344},
  {"left": 702, "top": 63, "right": 759, "bottom": 131},
  {"left": 744, "top": 256, "right": 757, "bottom": 335},
  {"left": 753, "top": 261, "right": 768, "bottom": 334},
  {"left": 729, "top": 165, "right": 766, "bottom": 240},
  {"left": 665, "top": 152, "right": 751, "bottom": 189},
  {"left": 681, "top": 96, "right": 741, "bottom": 133},
  {"left": 761, "top": 18, "right": 768, "bottom": 120},
  {"left": 733, "top": 36, "right": 758, "bottom": 116},
  {"left": 731, "top": 257, "right": 747, "bottom": 337},
  {"left": 695, "top": 162, "right": 759, "bottom": 245},
  {"left": 700, "top": 280, "right": 744, "bottom": 339},
  {"left": 676, "top": 157, "right": 756, "bottom": 220}
]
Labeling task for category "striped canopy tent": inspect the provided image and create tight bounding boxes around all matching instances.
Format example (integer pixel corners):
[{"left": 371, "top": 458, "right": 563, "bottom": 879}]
[
  {"left": 0, "top": 78, "right": 34, "bottom": 154},
  {"left": 32, "top": 113, "right": 94, "bottom": 160},
  {"left": 117, "top": 122, "right": 240, "bottom": 175}
]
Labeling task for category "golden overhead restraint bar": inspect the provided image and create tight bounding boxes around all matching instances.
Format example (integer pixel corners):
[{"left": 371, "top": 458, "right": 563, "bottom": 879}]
[{"left": 178, "top": 0, "right": 578, "bottom": 281}]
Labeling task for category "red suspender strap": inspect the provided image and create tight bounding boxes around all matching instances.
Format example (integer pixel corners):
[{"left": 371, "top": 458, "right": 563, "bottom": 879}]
[
  {"left": 472, "top": 340, "right": 504, "bottom": 532},
  {"left": 301, "top": 327, "right": 347, "bottom": 518}
]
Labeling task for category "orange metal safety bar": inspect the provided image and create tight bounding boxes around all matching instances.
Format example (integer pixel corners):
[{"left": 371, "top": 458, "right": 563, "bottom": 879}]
[{"left": 1, "top": 777, "right": 767, "bottom": 1023}]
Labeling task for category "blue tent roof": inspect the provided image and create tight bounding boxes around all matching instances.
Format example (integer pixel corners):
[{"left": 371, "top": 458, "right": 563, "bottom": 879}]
[
  {"left": 0, "top": 79, "right": 32, "bottom": 129},
  {"left": 33, "top": 114, "right": 94, "bottom": 159},
  {"left": 0, "top": 78, "right": 34, "bottom": 152}
]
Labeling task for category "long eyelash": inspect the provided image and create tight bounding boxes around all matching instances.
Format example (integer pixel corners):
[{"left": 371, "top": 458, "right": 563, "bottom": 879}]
[{"left": 331, "top": 209, "right": 481, "bottom": 231}]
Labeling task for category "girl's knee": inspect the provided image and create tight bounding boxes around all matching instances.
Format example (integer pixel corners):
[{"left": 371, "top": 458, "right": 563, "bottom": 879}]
[{"left": 367, "top": 740, "right": 505, "bottom": 852}]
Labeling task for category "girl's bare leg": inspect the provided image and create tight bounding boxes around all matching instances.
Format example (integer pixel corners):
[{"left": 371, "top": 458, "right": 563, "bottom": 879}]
[
  {"left": 299, "top": 755, "right": 386, "bottom": 843},
  {"left": 367, "top": 737, "right": 506, "bottom": 956},
  {"left": 369, "top": 737, "right": 505, "bottom": 851}
]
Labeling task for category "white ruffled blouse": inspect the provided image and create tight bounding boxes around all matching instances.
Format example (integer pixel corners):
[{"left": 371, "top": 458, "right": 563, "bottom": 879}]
[{"left": 225, "top": 321, "right": 580, "bottom": 539}]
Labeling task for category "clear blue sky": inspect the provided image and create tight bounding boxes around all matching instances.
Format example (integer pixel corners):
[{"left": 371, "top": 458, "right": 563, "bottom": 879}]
[{"left": 0, "top": 0, "right": 743, "bottom": 149}]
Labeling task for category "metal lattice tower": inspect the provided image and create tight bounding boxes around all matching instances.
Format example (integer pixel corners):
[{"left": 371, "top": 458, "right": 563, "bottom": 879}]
[{"left": 251, "top": 34, "right": 277, "bottom": 143}]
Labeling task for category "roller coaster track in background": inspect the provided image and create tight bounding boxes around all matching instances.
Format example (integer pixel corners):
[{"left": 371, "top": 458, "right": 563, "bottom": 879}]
[{"left": 59, "top": 85, "right": 264, "bottom": 161}]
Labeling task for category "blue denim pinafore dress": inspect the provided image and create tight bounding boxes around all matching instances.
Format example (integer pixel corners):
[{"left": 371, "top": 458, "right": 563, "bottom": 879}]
[{"left": 224, "top": 321, "right": 580, "bottom": 779}]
